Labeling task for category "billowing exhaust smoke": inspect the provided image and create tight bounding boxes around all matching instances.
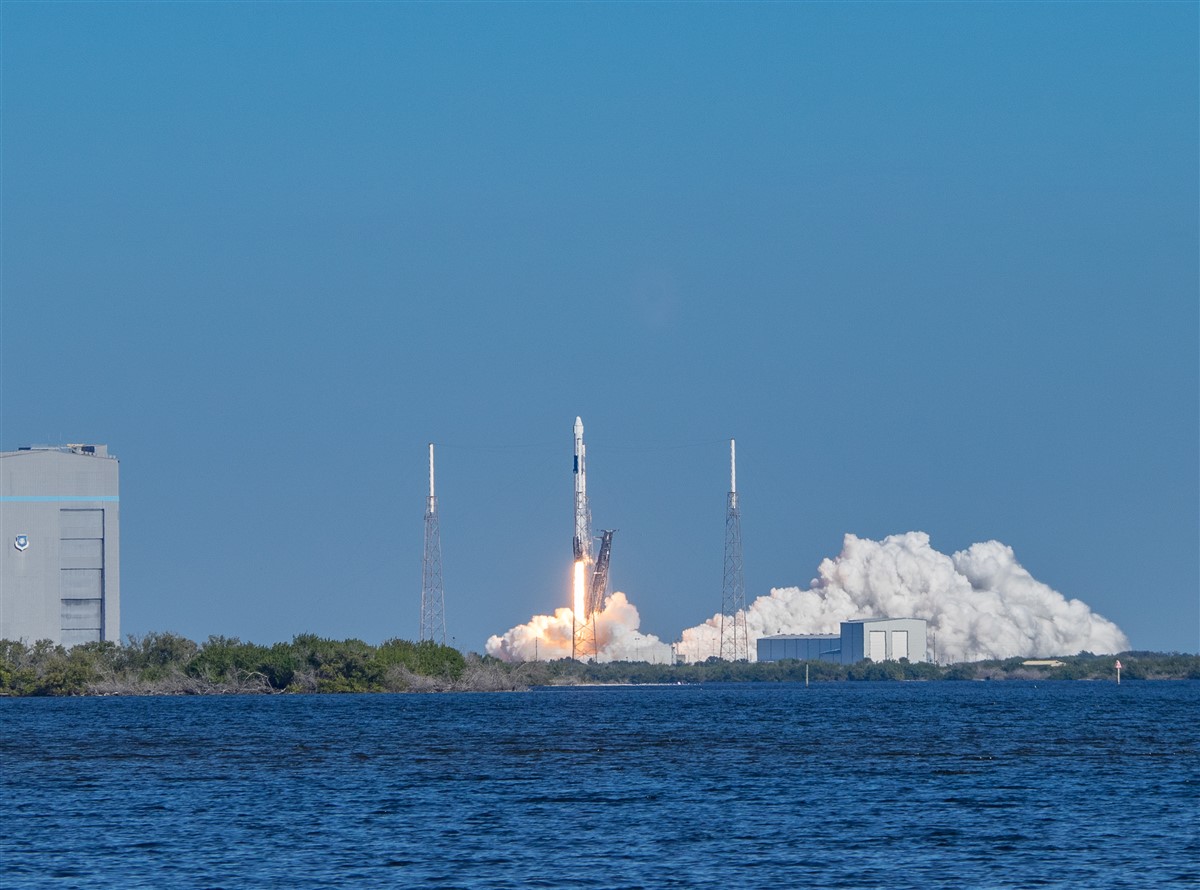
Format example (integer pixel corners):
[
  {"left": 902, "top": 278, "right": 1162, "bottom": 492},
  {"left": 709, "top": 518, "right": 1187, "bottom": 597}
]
[
  {"left": 678, "top": 531, "right": 1129, "bottom": 663},
  {"left": 486, "top": 591, "right": 673, "bottom": 663}
]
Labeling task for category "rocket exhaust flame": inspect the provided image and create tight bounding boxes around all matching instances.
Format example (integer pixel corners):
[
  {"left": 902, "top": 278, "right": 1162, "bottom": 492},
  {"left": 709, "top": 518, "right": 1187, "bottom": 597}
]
[
  {"left": 486, "top": 591, "right": 674, "bottom": 663},
  {"left": 573, "top": 560, "right": 587, "bottom": 623}
]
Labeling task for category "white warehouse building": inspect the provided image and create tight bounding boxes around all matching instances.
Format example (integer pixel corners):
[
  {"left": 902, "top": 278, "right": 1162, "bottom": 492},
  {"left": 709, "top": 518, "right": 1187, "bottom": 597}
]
[
  {"left": 0, "top": 444, "right": 120, "bottom": 646},
  {"left": 757, "top": 618, "right": 927, "bottom": 665}
]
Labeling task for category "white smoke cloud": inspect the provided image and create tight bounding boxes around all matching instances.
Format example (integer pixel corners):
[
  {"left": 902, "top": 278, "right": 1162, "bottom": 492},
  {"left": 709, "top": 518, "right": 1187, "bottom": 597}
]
[
  {"left": 678, "top": 532, "right": 1129, "bottom": 663},
  {"left": 486, "top": 591, "right": 673, "bottom": 663}
]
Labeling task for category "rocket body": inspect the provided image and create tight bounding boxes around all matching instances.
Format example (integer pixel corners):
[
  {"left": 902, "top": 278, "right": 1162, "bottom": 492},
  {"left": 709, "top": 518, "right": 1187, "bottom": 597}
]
[{"left": 572, "top": 416, "right": 591, "bottom": 563}]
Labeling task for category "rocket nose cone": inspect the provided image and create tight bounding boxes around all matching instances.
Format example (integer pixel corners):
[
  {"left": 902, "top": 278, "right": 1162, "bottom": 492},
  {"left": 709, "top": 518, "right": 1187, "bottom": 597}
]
[{"left": 574, "top": 416, "right": 584, "bottom": 434}]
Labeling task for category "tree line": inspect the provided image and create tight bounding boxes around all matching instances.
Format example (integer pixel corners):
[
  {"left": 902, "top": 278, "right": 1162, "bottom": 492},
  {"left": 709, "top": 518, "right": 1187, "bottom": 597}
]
[
  {"left": 0, "top": 634, "right": 1196, "bottom": 696},
  {"left": 507, "top": 650, "right": 1200, "bottom": 685},
  {"left": 0, "top": 633, "right": 503, "bottom": 696}
]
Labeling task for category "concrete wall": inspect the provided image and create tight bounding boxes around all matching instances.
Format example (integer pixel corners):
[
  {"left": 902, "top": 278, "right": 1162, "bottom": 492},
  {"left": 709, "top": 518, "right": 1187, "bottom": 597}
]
[{"left": 0, "top": 447, "right": 120, "bottom": 645}]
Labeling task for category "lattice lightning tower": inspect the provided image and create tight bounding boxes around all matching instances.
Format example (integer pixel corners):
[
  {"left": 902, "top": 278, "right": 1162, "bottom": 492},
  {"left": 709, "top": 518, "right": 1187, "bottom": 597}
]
[
  {"left": 420, "top": 443, "right": 447, "bottom": 645},
  {"left": 720, "top": 438, "right": 748, "bottom": 661}
]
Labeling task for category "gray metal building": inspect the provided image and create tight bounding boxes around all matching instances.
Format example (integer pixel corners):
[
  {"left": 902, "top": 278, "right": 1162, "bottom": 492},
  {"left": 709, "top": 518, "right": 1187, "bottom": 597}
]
[
  {"left": 840, "top": 618, "right": 926, "bottom": 664},
  {"left": 756, "top": 634, "right": 842, "bottom": 663},
  {"left": 0, "top": 445, "right": 120, "bottom": 645},
  {"left": 757, "top": 618, "right": 927, "bottom": 665}
]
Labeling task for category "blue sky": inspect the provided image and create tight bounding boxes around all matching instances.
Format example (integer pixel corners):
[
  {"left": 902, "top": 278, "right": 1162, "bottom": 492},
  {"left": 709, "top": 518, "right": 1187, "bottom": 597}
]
[{"left": 2, "top": 2, "right": 1196, "bottom": 653}]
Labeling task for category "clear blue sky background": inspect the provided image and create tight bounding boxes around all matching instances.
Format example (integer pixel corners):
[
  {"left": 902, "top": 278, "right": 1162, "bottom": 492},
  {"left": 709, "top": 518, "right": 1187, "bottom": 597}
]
[{"left": 2, "top": 2, "right": 1196, "bottom": 654}]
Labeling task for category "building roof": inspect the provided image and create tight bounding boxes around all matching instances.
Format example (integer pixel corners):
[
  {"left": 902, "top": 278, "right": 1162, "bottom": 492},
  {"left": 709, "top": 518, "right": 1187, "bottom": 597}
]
[
  {"left": 841, "top": 617, "right": 924, "bottom": 625},
  {"left": 1, "top": 444, "right": 113, "bottom": 459},
  {"left": 758, "top": 634, "right": 840, "bottom": 641}
]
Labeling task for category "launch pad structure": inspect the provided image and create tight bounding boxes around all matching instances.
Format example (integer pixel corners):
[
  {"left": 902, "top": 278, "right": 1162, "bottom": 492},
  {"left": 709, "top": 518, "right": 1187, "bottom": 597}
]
[
  {"left": 420, "top": 443, "right": 447, "bottom": 645},
  {"left": 720, "top": 438, "right": 748, "bottom": 661}
]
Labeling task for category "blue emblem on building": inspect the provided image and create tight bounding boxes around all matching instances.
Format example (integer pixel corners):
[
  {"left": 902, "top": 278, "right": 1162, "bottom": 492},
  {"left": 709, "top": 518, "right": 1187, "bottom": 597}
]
[{"left": 14, "top": 535, "right": 29, "bottom": 552}]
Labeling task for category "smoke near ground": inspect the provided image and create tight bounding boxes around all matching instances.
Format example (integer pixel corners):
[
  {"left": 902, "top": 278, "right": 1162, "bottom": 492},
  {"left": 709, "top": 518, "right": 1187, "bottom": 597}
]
[
  {"left": 678, "top": 532, "right": 1129, "bottom": 663},
  {"left": 489, "top": 532, "right": 1129, "bottom": 664},
  {"left": 486, "top": 591, "right": 673, "bottom": 663}
]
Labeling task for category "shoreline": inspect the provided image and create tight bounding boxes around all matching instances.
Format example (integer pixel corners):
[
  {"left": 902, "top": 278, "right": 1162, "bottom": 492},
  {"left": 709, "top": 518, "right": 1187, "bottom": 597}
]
[{"left": 2, "top": 636, "right": 1196, "bottom": 697}]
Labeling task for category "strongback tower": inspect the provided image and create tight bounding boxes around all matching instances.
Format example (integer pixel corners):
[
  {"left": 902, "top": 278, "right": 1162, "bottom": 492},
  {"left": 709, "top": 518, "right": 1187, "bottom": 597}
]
[
  {"left": 719, "top": 438, "right": 747, "bottom": 661},
  {"left": 419, "top": 443, "right": 447, "bottom": 645}
]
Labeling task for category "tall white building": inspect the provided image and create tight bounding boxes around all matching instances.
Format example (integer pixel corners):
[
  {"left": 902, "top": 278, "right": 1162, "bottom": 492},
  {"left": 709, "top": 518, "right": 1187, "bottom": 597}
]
[{"left": 0, "top": 445, "right": 120, "bottom": 645}]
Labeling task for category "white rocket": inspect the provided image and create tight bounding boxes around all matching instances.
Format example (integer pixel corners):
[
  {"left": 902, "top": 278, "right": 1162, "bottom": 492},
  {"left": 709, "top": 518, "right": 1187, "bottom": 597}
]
[{"left": 572, "top": 416, "right": 591, "bottom": 563}]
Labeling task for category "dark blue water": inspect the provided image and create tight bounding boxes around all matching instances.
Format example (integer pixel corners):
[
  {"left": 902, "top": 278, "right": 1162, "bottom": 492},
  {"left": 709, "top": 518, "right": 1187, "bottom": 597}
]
[{"left": 2, "top": 681, "right": 1197, "bottom": 889}]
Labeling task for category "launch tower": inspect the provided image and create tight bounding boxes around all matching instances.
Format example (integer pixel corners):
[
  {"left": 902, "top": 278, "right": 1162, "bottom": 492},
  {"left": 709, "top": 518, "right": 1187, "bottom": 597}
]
[
  {"left": 420, "top": 443, "right": 447, "bottom": 645},
  {"left": 719, "top": 438, "right": 748, "bottom": 660}
]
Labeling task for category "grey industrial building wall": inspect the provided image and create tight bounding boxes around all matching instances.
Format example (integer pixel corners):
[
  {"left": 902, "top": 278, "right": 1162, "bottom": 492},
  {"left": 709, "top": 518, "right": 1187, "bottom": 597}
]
[
  {"left": 756, "top": 634, "right": 841, "bottom": 663},
  {"left": 0, "top": 446, "right": 120, "bottom": 645},
  {"left": 757, "top": 619, "right": 928, "bottom": 665},
  {"left": 839, "top": 618, "right": 927, "bottom": 664}
]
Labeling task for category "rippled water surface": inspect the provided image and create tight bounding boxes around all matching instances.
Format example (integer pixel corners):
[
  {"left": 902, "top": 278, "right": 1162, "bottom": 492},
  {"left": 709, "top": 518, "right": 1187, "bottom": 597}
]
[{"left": 3, "top": 681, "right": 1197, "bottom": 888}]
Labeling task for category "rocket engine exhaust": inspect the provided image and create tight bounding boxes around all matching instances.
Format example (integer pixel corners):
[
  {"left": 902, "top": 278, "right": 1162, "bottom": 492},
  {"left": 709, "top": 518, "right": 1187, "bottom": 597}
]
[{"left": 573, "top": 559, "right": 587, "bottom": 623}]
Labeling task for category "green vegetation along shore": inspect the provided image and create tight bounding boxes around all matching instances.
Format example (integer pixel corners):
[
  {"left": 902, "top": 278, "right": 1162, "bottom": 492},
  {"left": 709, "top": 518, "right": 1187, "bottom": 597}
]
[{"left": 1, "top": 634, "right": 1196, "bottom": 696}]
